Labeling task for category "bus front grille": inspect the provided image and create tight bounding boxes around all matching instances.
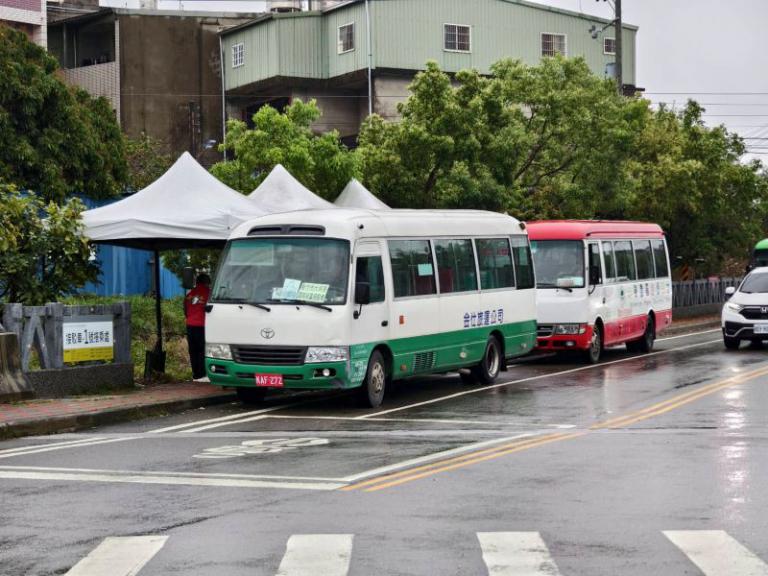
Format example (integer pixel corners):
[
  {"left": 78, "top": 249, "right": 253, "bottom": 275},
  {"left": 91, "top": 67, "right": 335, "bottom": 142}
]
[{"left": 232, "top": 345, "right": 308, "bottom": 366}]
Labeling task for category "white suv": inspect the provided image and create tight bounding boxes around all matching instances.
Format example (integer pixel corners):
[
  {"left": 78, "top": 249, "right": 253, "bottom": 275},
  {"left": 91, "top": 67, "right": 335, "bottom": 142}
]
[{"left": 722, "top": 267, "right": 768, "bottom": 349}]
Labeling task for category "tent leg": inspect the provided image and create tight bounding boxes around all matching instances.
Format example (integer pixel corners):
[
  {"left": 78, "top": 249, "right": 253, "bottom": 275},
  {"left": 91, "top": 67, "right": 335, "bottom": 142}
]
[{"left": 144, "top": 250, "right": 166, "bottom": 377}]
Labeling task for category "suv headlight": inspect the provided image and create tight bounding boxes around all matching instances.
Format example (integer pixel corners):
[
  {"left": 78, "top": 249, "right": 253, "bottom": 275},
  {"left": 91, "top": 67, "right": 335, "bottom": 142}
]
[
  {"left": 305, "top": 346, "right": 349, "bottom": 363},
  {"left": 206, "top": 343, "right": 232, "bottom": 360},
  {"left": 554, "top": 324, "right": 587, "bottom": 335},
  {"left": 725, "top": 302, "right": 743, "bottom": 313}
]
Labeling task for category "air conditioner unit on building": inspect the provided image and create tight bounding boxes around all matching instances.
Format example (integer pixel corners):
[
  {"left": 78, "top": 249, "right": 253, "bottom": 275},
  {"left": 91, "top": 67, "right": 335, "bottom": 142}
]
[{"left": 269, "top": 0, "right": 301, "bottom": 12}]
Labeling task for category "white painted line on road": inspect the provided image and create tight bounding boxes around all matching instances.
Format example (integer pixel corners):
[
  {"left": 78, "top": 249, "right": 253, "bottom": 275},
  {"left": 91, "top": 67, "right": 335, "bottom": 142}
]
[
  {"left": 0, "top": 436, "right": 140, "bottom": 459},
  {"left": 146, "top": 402, "right": 304, "bottom": 434},
  {"left": 65, "top": 535, "right": 168, "bottom": 576},
  {"left": 657, "top": 328, "right": 720, "bottom": 342},
  {"left": 664, "top": 530, "right": 768, "bottom": 576},
  {"left": 182, "top": 414, "right": 271, "bottom": 433},
  {"left": 341, "top": 433, "right": 534, "bottom": 483},
  {"left": 0, "top": 467, "right": 345, "bottom": 491},
  {"left": 477, "top": 532, "right": 562, "bottom": 576},
  {"left": 0, "top": 436, "right": 107, "bottom": 456},
  {"left": 358, "top": 339, "right": 723, "bottom": 419},
  {"left": 276, "top": 534, "right": 354, "bottom": 576},
  {"left": 266, "top": 415, "right": 500, "bottom": 425}
]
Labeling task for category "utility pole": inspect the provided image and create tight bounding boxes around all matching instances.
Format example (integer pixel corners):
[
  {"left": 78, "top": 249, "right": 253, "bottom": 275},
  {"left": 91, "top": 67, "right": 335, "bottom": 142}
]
[{"left": 614, "top": 0, "right": 623, "bottom": 95}]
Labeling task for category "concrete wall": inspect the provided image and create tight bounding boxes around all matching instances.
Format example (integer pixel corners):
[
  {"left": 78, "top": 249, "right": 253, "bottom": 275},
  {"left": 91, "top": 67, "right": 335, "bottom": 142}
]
[
  {"left": 0, "top": 0, "right": 46, "bottom": 46},
  {"left": 59, "top": 61, "right": 121, "bottom": 119}
]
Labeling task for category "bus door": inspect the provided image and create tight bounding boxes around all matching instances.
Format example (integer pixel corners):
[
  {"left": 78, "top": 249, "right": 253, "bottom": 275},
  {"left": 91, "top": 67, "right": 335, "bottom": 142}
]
[
  {"left": 587, "top": 241, "right": 607, "bottom": 330},
  {"left": 353, "top": 241, "right": 390, "bottom": 343}
]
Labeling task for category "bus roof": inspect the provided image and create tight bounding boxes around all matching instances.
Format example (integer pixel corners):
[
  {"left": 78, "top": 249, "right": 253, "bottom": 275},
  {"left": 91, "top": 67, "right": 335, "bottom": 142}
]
[
  {"left": 527, "top": 220, "right": 664, "bottom": 241},
  {"left": 230, "top": 209, "right": 526, "bottom": 240}
]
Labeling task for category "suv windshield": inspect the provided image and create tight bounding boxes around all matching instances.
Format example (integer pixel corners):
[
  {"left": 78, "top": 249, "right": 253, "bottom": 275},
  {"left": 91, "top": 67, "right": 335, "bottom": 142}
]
[
  {"left": 739, "top": 273, "right": 768, "bottom": 294},
  {"left": 530, "top": 240, "right": 585, "bottom": 289},
  {"left": 212, "top": 238, "right": 350, "bottom": 305}
]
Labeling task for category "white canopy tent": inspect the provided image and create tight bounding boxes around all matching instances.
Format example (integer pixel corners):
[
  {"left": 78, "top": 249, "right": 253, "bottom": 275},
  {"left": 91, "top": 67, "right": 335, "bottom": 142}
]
[
  {"left": 82, "top": 151, "right": 266, "bottom": 250},
  {"left": 81, "top": 151, "right": 267, "bottom": 373},
  {"left": 334, "top": 179, "right": 390, "bottom": 210},
  {"left": 248, "top": 164, "right": 336, "bottom": 213}
]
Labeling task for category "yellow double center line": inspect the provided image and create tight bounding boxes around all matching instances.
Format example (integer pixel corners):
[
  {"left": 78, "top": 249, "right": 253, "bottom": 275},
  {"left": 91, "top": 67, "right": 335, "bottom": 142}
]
[{"left": 343, "top": 363, "right": 768, "bottom": 492}]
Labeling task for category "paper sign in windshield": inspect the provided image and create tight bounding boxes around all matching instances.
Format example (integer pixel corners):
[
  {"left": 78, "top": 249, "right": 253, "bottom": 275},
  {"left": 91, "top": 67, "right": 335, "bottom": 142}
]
[
  {"left": 297, "top": 283, "right": 329, "bottom": 303},
  {"left": 417, "top": 263, "right": 433, "bottom": 276},
  {"left": 281, "top": 278, "right": 302, "bottom": 300}
]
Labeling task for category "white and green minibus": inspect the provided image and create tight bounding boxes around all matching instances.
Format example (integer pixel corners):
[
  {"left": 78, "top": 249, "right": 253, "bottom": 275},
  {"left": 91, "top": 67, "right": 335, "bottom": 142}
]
[{"left": 205, "top": 209, "right": 537, "bottom": 407}]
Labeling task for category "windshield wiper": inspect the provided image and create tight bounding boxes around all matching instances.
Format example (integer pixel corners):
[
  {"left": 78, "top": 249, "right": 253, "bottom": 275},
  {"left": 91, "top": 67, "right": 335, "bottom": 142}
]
[
  {"left": 270, "top": 299, "right": 333, "bottom": 312},
  {"left": 537, "top": 283, "right": 573, "bottom": 293},
  {"left": 215, "top": 297, "right": 271, "bottom": 312}
]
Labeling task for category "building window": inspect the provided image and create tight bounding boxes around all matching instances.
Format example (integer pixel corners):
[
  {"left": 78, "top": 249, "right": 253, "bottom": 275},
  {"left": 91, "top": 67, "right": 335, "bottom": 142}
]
[
  {"left": 232, "top": 43, "right": 244, "bottom": 68},
  {"left": 444, "top": 24, "right": 471, "bottom": 52},
  {"left": 604, "top": 37, "right": 616, "bottom": 55},
  {"left": 541, "top": 33, "right": 566, "bottom": 57},
  {"left": 338, "top": 23, "right": 355, "bottom": 54}
]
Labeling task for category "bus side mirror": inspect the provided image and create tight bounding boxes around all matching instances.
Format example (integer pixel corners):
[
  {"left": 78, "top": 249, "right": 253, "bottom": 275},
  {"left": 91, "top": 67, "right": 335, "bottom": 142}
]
[
  {"left": 182, "top": 267, "right": 195, "bottom": 290},
  {"left": 725, "top": 286, "right": 736, "bottom": 299},
  {"left": 355, "top": 282, "right": 371, "bottom": 306}
]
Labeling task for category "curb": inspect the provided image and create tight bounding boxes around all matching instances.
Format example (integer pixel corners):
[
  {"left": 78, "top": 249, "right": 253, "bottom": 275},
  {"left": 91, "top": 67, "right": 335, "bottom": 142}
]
[
  {"left": 665, "top": 318, "right": 721, "bottom": 337},
  {"left": 0, "top": 392, "right": 237, "bottom": 441}
]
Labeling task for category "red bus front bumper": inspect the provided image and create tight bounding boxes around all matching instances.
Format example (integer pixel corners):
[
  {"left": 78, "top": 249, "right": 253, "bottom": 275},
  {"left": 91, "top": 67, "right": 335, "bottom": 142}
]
[{"left": 536, "top": 324, "right": 593, "bottom": 351}]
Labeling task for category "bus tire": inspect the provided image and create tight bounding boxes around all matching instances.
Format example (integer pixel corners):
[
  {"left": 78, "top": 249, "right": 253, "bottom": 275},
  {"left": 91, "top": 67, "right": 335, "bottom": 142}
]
[
  {"left": 236, "top": 387, "right": 266, "bottom": 404},
  {"left": 724, "top": 336, "right": 740, "bottom": 350},
  {"left": 471, "top": 337, "right": 502, "bottom": 385},
  {"left": 636, "top": 314, "right": 656, "bottom": 353},
  {"left": 584, "top": 325, "right": 603, "bottom": 364},
  {"left": 358, "top": 350, "right": 387, "bottom": 408}
]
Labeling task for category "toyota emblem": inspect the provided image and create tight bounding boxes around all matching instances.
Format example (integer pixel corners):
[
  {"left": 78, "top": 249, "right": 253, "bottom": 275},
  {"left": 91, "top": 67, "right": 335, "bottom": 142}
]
[{"left": 261, "top": 328, "right": 275, "bottom": 340}]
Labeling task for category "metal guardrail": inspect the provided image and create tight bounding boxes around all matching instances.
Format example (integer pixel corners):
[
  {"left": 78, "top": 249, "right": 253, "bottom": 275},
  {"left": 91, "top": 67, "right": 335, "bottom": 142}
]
[{"left": 672, "top": 278, "right": 741, "bottom": 311}]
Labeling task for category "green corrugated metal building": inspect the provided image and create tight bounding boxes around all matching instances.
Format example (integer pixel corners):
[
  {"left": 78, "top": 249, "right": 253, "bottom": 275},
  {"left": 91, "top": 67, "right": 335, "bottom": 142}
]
[{"left": 221, "top": 0, "right": 638, "bottom": 140}]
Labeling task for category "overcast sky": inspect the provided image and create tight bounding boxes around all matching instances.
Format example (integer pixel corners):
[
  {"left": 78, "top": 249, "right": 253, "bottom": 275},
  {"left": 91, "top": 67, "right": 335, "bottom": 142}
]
[{"left": 101, "top": 0, "right": 768, "bottom": 159}]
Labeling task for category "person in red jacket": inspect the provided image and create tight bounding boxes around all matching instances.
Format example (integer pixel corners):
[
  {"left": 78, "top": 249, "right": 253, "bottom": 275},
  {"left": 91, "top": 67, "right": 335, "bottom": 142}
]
[{"left": 184, "top": 273, "right": 211, "bottom": 382}]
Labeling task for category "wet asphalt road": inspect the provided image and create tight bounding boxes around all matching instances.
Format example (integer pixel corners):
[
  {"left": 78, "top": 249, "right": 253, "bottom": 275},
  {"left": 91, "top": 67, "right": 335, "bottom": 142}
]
[{"left": 2, "top": 328, "right": 768, "bottom": 575}]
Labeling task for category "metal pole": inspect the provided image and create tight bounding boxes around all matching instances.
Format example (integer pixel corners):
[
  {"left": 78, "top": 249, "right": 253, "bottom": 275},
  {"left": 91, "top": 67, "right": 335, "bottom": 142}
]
[
  {"left": 219, "top": 34, "right": 227, "bottom": 161},
  {"left": 365, "top": 0, "right": 373, "bottom": 116},
  {"left": 615, "top": 0, "right": 623, "bottom": 94},
  {"left": 153, "top": 249, "right": 163, "bottom": 354}
]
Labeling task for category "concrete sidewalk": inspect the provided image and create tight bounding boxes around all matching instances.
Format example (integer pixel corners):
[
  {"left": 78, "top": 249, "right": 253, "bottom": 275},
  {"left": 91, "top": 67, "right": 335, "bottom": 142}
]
[
  {"left": 0, "top": 316, "right": 721, "bottom": 441},
  {"left": 0, "top": 382, "right": 235, "bottom": 440}
]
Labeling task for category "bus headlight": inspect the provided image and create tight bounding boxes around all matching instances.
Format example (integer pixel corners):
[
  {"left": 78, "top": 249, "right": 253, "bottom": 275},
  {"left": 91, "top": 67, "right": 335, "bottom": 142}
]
[
  {"left": 305, "top": 346, "right": 349, "bottom": 363},
  {"left": 554, "top": 324, "right": 587, "bottom": 335},
  {"left": 206, "top": 343, "right": 233, "bottom": 360}
]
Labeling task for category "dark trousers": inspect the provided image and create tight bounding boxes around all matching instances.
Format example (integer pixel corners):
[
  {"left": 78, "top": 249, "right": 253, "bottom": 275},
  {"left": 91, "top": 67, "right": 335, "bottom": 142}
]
[{"left": 186, "top": 326, "right": 206, "bottom": 379}]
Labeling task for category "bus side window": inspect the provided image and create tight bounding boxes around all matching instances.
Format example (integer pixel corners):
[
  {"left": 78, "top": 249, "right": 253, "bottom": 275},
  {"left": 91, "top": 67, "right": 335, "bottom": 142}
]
[
  {"left": 476, "top": 238, "right": 514, "bottom": 290},
  {"left": 356, "top": 256, "right": 386, "bottom": 303},
  {"left": 651, "top": 239, "right": 669, "bottom": 278},
  {"left": 509, "top": 236, "right": 535, "bottom": 290},
  {"left": 613, "top": 241, "right": 637, "bottom": 282},
  {"left": 434, "top": 239, "right": 478, "bottom": 293},
  {"left": 602, "top": 241, "right": 616, "bottom": 282},
  {"left": 633, "top": 240, "right": 655, "bottom": 280},
  {"left": 588, "top": 243, "right": 602, "bottom": 285},
  {"left": 388, "top": 240, "right": 437, "bottom": 297}
]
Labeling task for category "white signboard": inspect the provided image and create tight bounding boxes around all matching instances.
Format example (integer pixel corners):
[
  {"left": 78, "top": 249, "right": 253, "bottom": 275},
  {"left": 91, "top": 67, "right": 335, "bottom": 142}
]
[{"left": 63, "top": 315, "right": 114, "bottom": 363}]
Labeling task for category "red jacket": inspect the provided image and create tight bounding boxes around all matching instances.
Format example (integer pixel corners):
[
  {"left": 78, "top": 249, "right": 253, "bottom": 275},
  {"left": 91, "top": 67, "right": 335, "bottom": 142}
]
[{"left": 185, "top": 284, "right": 211, "bottom": 327}]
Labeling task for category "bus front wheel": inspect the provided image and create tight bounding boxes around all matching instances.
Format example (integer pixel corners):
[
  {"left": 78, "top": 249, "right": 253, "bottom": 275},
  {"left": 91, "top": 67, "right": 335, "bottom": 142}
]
[
  {"left": 471, "top": 337, "right": 502, "bottom": 385},
  {"left": 358, "top": 350, "right": 387, "bottom": 408}
]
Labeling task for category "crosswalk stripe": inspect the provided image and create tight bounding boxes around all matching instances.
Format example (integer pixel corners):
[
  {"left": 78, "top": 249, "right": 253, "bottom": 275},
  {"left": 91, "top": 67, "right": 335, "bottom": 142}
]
[
  {"left": 477, "top": 532, "right": 562, "bottom": 576},
  {"left": 276, "top": 534, "right": 353, "bottom": 576},
  {"left": 664, "top": 530, "right": 768, "bottom": 576},
  {"left": 64, "top": 536, "right": 168, "bottom": 576}
]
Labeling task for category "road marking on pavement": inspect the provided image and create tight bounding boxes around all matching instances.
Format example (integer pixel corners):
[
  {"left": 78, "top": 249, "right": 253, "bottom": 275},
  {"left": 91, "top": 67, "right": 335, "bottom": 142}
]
[
  {"left": 664, "top": 530, "right": 768, "bottom": 575},
  {"left": 0, "top": 436, "right": 107, "bottom": 456},
  {"left": 267, "top": 414, "right": 500, "bottom": 425},
  {"left": 146, "top": 402, "right": 304, "bottom": 434},
  {"left": 592, "top": 363, "right": 768, "bottom": 430},
  {"left": 478, "top": 532, "right": 562, "bottom": 576},
  {"left": 276, "top": 534, "right": 354, "bottom": 576},
  {"left": 0, "top": 436, "right": 140, "bottom": 459},
  {"left": 0, "top": 466, "right": 345, "bottom": 490},
  {"left": 657, "top": 328, "right": 721, "bottom": 341},
  {"left": 64, "top": 535, "right": 168, "bottom": 576},
  {"left": 358, "top": 339, "right": 723, "bottom": 420}
]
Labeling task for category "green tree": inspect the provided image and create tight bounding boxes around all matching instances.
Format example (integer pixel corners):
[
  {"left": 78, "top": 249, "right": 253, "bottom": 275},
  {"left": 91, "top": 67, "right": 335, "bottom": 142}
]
[
  {"left": 0, "top": 185, "right": 98, "bottom": 304},
  {"left": 0, "top": 25, "right": 127, "bottom": 203},
  {"left": 124, "top": 133, "right": 172, "bottom": 191},
  {"left": 211, "top": 99, "right": 357, "bottom": 199}
]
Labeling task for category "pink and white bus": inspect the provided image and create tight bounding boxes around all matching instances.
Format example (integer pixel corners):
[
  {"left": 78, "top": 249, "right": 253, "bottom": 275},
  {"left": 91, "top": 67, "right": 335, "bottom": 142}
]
[{"left": 527, "top": 221, "right": 673, "bottom": 363}]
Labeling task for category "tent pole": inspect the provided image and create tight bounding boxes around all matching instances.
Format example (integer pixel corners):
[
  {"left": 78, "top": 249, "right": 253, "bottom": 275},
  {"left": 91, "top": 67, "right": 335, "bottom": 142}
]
[{"left": 153, "top": 249, "right": 163, "bottom": 354}]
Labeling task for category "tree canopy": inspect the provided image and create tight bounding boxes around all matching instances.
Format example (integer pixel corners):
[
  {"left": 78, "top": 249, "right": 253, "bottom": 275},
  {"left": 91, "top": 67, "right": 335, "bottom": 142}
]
[{"left": 0, "top": 25, "right": 127, "bottom": 203}]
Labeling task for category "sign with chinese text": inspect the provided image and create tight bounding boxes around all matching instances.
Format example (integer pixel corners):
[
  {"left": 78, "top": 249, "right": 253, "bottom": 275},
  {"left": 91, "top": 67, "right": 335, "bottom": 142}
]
[{"left": 63, "top": 316, "right": 114, "bottom": 363}]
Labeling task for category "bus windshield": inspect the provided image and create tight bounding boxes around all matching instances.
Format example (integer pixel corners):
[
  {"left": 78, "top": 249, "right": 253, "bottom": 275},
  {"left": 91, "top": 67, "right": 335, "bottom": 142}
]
[
  {"left": 212, "top": 238, "right": 350, "bottom": 305},
  {"left": 530, "top": 240, "right": 585, "bottom": 289}
]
